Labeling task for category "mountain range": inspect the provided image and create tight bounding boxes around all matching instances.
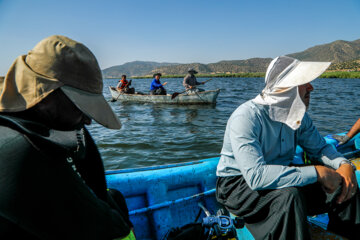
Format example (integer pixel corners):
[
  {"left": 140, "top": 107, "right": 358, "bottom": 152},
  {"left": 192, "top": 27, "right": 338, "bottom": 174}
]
[
  {"left": 102, "top": 61, "right": 179, "bottom": 78},
  {"left": 102, "top": 38, "right": 360, "bottom": 77}
]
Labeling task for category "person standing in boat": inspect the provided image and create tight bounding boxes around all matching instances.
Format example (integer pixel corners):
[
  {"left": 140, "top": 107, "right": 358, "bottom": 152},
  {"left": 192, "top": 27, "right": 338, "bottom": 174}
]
[
  {"left": 183, "top": 68, "right": 205, "bottom": 93},
  {"left": 116, "top": 75, "right": 135, "bottom": 94},
  {"left": 216, "top": 56, "right": 360, "bottom": 240},
  {"left": 0, "top": 35, "right": 135, "bottom": 240},
  {"left": 150, "top": 73, "right": 167, "bottom": 95}
]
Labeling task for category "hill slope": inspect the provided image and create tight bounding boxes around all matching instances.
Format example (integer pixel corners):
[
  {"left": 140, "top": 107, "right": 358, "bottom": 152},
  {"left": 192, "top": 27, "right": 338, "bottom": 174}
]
[
  {"left": 287, "top": 39, "right": 360, "bottom": 63},
  {"left": 328, "top": 58, "right": 360, "bottom": 71},
  {"left": 102, "top": 61, "right": 178, "bottom": 77},
  {"left": 150, "top": 58, "right": 273, "bottom": 75},
  {"left": 102, "top": 38, "right": 360, "bottom": 77}
]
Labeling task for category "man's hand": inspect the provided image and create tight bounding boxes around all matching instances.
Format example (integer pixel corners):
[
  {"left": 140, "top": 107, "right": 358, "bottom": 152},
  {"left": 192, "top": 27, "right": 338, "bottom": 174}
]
[
  {"left": 332, "top": 134, "right": 350, "bottom": 145},
  {"left": 162, "top": 82, "right": 168, "bottom": 86},
  {"left": 336, "top": 164, "right": 357, "bottom": 204},
  {"left": 201, "top": 82, "right": 205, "bottom": 84},
  {"left": 315, "top": 165, "right": 342, "bottom": 193}
]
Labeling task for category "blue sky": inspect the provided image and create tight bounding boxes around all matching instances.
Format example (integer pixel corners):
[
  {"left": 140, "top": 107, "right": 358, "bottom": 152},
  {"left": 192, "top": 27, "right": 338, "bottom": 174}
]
[{"left": 0, "top": 0, "right": 359, "bottom": 75}]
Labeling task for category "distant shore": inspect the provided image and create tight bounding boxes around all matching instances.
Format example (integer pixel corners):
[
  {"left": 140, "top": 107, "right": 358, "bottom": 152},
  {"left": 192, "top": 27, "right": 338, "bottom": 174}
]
[
  {"left": 2, "top": 71, "right": 359, "bottom": 81},
  {"left": 105, "top": 71, "right": 360, "bottom": 79},
  {"left": 320, "top": 71, "right": 360, "bottom": 79}
]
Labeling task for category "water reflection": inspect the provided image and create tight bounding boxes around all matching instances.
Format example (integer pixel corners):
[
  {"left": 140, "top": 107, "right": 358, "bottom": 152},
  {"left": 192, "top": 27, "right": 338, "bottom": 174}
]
[{"left": 90, "top": 77, "right": 360, "bottom": 170}]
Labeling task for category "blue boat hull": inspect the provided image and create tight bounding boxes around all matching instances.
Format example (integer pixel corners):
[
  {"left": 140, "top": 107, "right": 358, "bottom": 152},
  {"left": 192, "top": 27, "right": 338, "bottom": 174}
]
[{"left": 106, "top": 134, "right": 360, "bottom": 239}]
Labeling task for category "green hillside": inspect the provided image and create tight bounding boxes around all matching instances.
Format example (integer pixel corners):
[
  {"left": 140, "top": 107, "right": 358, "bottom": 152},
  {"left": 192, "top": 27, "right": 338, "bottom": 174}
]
[
  {"left": 102, "top": 61, "right": 178, "bottom": 77},
  {"left": 102, "top": 38, "right": 360, "bottom": 78},
  {"left": 287, "top": 39, "right": 360, "bottom": 63},
  {"left": 328, "top": 59, "right": 360, "bottom": 71}
]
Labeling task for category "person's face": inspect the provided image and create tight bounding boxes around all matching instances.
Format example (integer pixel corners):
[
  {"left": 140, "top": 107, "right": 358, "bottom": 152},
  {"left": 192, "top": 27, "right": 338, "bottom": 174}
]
[
  {"left": 155, "top": 75, "right": 160, "bottom": 80},
  {"left": 34, "top": 89, "right": 91, "bottom": 130},
  {"left": 298, "top": 83, "right": 314, "bottom": 109}
]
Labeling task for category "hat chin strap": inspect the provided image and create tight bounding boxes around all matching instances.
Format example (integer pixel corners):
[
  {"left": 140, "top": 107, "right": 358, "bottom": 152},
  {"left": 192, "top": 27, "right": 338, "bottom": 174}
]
[{"left": 253, "top": 86, "right": 306, "bottom": 130}]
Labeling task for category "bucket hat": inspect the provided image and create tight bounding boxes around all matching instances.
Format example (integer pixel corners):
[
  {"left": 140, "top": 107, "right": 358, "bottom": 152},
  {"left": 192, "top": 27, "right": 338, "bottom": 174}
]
[
  {"left": 188, "top": 68, "right": 198, "bottom": 74},
  {"left": 153, "top": 73, "right": 162, "bottom": 77},
  {"left": 0, "top": 35, "right": 121, "bottom": 129}
]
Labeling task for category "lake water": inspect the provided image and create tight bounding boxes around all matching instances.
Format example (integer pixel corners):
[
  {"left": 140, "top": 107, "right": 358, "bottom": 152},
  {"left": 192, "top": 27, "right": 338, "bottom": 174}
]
[{"left": 88, "top": 77, "right": 360, "bottom": 170}]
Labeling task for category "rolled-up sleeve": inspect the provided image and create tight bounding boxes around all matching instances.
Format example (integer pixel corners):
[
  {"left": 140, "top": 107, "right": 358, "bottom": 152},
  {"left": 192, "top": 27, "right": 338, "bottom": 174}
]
[
  {"left": 298, "top": 113, "right": 346, "bottom": 169},
  {"left": 230, "top": 114, "right": 318, "bottom": 190}
]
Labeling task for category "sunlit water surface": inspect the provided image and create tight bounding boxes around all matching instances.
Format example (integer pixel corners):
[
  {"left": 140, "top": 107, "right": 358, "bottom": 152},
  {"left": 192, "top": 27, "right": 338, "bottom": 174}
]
[{"left": 88, "top": 78, "right": 360, "bottom": 170}]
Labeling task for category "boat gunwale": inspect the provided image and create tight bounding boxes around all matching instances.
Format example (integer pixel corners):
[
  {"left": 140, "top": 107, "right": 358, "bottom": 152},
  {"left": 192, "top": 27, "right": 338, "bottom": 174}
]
[
  {"left": 109, "top": 87, "right": 220, "bottom": 104},
  {"left": 109, "top": 86, "right": 220, "bottom": 97}
]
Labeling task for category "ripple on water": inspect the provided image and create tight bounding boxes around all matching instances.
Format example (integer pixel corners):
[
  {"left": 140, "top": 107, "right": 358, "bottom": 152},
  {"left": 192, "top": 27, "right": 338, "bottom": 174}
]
[{"left": 88, "top": 78, "right": 359, "bottom": 169}]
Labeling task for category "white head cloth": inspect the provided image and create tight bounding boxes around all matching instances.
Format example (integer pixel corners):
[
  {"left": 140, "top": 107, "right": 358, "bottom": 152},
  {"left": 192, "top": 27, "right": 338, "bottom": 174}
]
[{"left": 253, "top": 56, "right": 331, "bottom": 130}]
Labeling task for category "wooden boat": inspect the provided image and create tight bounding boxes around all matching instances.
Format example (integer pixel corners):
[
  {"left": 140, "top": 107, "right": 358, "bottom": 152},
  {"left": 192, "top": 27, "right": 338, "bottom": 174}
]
[
  {"left": 105, "top": 134, "right": 360, "bottom": 240},
  {"left": 109, "top": 87, "right": 220, "bottom": 104}
]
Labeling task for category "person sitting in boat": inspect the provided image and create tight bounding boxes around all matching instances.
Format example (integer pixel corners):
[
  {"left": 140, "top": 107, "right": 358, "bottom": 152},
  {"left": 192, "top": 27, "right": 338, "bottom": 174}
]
[
  {"left": 216, "top": 56, "right": 360, "bottom": 240},
  {"left": 0, "top": 35, "right": 135, "bottom": 240},
  {"left": 332, "top": 118, "right": 360, "bottom": 145},
  {"left": 183, "top": 68, "right": 205, "bottom": 93},
  {"left": 150, "top": 73, "right": 167, "bottom": 95},
  {"left": 116, "top": 75, "right": 135, "bottom": 94}
]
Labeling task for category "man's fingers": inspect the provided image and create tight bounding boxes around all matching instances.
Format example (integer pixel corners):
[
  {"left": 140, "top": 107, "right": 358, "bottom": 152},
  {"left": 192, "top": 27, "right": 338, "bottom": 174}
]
[
  {"left": 349, "top": 181, "right": 357, "bottom": 199},
  {"left": 337, "top": 179, "right": 356, "bottom": 203},
  {"left": 337, "top": 182, "right": 348, "bottom": 204}
]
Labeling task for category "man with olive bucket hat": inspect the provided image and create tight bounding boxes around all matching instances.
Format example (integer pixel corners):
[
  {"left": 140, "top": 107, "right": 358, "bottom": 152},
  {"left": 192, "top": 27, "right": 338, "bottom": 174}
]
[
  {"left": 216, "top": 56, "right": 360, "bottom": 239},
  {"left": 183, "top": 68, "right": 205, "bottom": 93},
  {"left": 0, "top": 35, "right": 135, "bottom": 239}
]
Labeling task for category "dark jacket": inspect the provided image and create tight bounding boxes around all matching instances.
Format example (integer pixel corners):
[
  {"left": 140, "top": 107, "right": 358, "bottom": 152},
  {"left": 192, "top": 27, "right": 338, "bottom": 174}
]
[{"left": 0, "top": 115, "right": 130, "bottom": 240}]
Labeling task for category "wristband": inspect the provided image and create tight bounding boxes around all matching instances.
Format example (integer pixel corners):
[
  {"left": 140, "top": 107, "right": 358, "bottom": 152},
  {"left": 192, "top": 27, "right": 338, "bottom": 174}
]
[{"left": 339, "top": 160, "right": 357, "bottom": 172}]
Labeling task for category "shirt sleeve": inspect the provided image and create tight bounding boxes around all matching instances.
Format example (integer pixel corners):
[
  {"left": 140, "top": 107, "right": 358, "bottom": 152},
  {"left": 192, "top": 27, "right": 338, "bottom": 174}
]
[
  {"left": 195, "top": 78, "right": 201, "bottom": 85},
  {"left": 229, "top": 114, "right": 317, "bottom": 190},
  {"left": 298, "top": 113, "right": 346, "bottom": 169}
]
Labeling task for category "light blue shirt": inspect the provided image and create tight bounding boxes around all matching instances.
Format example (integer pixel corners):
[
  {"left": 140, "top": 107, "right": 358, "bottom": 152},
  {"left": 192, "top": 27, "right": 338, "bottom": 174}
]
[{"left": 216, "top": 100, "right": 346, "bottom": 190}]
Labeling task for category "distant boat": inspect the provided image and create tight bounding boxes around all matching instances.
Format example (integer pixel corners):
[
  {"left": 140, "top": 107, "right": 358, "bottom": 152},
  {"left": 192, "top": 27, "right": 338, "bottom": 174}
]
[
  {"left": 109, "top": 87, "right": 220, "bottom": 104},
  {"left": 106, "top": 133, "right": 360, "bottom": 240}
]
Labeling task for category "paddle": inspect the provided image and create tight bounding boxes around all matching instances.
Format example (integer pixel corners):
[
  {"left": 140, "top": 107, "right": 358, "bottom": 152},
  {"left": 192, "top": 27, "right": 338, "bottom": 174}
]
[
  {"left": 171, "top": 90, "right": 186, "bottom": 100},
  {"left": 110, "top": 80, "right": 132, "bottom": 102},
  {"left": 171, "top": 78, "right": 213, "bottom": 100}
]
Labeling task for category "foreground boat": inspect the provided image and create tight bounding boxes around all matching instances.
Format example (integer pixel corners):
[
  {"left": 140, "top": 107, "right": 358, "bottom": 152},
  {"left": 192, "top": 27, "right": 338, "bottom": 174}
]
[
  {"left": 109, "top": 87, "right": 220, "bottom": 104},
  {"left": 105, "top": 134, "right": 360, "bottom": 240}
]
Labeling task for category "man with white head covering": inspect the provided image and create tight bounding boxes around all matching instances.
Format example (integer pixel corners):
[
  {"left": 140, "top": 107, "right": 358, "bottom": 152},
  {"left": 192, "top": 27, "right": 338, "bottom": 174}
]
[
  {"left": 216, "top": 56, "right": 360, "bottom": 239},
  {"left": 0, "top": 36, "right": 135, "bottom": 239}
]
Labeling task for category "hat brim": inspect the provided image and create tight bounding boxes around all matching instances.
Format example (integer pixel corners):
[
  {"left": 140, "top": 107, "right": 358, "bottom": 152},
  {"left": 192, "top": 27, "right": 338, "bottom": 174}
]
[
  {"left": 61, "top": 85, "right": 121, "bottom": 129},
  {"left": 276, "top": 61, "right": 331, "bottom": 88}
]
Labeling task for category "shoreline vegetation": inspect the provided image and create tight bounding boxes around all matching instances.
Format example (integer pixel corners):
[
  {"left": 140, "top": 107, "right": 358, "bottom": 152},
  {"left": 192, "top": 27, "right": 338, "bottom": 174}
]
[
  {"left": 2, "top": 72, "right": 359, "bottom": 81},
  {"left": 104, "top": 71, "right": 360, "bottom": 79}
]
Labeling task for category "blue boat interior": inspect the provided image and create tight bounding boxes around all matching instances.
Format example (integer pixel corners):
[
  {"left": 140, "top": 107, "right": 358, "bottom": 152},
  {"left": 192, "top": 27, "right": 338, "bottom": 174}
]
[{"left": 105, "top": 133, "right": 360, "bottom": 239}]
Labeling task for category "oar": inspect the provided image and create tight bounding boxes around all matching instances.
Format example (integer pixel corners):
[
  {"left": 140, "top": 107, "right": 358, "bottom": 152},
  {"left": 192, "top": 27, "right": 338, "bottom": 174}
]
[
  {"left": 110, "top": 91, "right": 122, "bottom": 102},
  {"left": 171, "top": 78, "right": 213, "bottom": 100},
  {"left": 171, "top": 90, "right": 186, "bottom": 100},
  {"left": 203, "top": 78, "right": 213, "bottom": 84}
]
